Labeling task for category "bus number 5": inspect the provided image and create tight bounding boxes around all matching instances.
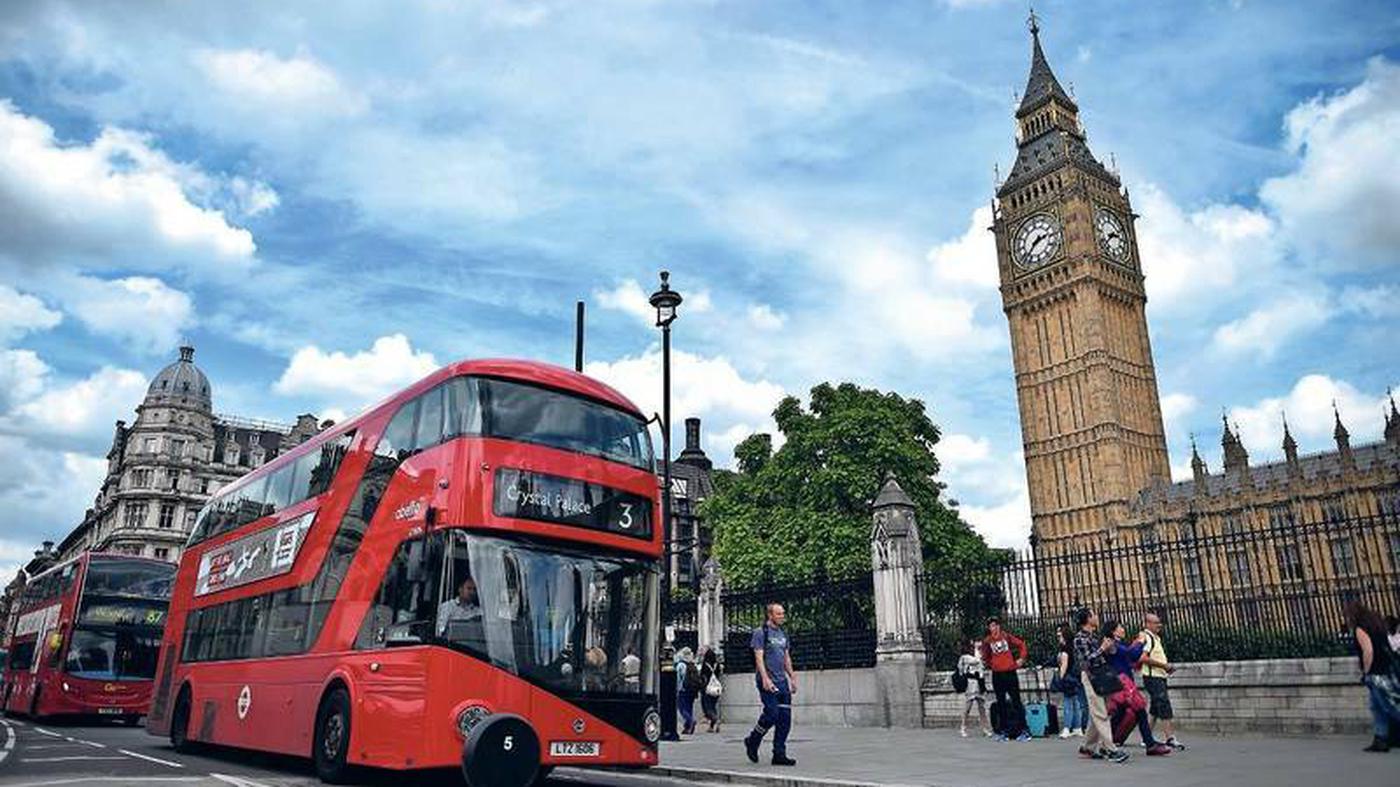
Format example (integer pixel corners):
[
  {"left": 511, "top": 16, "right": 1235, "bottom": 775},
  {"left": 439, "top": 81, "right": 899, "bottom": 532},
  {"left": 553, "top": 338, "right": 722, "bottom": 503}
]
[
  {"left": 617, "top": 503, "right": 633, "bottom": 530},
  {"left": 503, "top": 735, "right": 513, "bottom": 752}
]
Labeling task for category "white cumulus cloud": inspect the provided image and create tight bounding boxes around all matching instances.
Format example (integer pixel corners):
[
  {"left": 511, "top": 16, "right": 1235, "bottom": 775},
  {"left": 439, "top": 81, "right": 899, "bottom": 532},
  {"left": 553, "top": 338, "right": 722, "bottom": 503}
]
[
  {"left": 1226, "top": 374, "right": 1397, "bottom": 462},
  {"left": 0, "top": 285, "right": 62, "bottom": 343},
  {"left": 195, "top": 48, "right": 368, "bottom": 116},
  {"left": 58, "top": 275, "right": 195, "bottom": 355},
  {"left": 1211, "top": 294, "right": 1334, "bottom": 358},
  {"left": 274, "top": 334, "right": 439, "bottom": 410},
  {"left": 2, "top": 366, "right": 149, "bottom": 450}
]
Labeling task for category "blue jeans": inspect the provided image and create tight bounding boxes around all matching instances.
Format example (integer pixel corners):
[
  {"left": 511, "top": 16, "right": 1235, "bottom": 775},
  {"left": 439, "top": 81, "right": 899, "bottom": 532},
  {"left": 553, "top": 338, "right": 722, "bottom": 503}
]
[
  {"left": 678, "top": 690, "right": 697, "bottom": 729},
  {"left": 1364, "top": 675, "right": 1400, "bottom": 738},
  {"left": 1061, "top": 690, "right": 1087, "bottom": 731},
  {"left": 748, "top": 682, "right": 792, "bottom": 756}
]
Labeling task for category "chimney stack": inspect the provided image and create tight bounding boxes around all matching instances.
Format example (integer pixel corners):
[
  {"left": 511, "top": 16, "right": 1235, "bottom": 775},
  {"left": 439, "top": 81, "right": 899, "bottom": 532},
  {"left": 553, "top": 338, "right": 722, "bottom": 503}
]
[{"left": 676, "top": 417, "right": 712, "bottom": 471}]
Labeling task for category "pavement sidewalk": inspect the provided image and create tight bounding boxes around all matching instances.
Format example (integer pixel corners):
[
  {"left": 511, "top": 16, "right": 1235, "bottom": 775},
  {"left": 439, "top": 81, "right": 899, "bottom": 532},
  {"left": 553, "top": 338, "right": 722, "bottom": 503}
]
[{"left": 645, "top": 724, "right": 1394, "bottom": 787}]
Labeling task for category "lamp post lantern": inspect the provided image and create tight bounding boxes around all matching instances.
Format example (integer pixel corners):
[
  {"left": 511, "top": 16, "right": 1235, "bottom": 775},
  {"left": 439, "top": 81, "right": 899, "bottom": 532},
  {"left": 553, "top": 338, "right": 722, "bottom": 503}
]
[{"left": 649, "top": 270, "right": 683, "bottom": 742}]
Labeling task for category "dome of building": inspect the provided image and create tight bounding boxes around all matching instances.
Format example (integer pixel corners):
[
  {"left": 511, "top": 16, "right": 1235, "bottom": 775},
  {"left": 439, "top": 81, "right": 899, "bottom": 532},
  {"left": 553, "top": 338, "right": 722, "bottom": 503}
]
[{"left": 146, "top": 344, "right": 212, "bottom": 410}]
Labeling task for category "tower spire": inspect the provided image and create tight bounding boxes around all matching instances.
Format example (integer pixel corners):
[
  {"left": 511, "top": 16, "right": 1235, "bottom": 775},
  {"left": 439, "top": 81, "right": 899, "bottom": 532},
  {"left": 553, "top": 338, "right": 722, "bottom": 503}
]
[
  {"left": 1282, "top": 411, "right": 1299, "bottom": 466},
  {"left": 1017, "top": 8, "right": 1077, "bottom": 119}
]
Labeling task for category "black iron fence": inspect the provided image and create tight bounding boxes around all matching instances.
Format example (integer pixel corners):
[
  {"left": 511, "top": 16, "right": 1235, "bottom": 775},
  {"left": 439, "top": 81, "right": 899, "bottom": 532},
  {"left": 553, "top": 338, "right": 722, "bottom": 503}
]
[
  {"left": 720, "top": 571, "right": 876, "bottom": 673},
  {"left": 921, "top": 513, "right": 1400, "bottom": 669}
]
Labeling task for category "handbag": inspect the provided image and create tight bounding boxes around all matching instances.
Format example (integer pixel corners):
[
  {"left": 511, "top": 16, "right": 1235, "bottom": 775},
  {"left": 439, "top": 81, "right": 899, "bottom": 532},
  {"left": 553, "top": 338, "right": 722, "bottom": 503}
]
[
  {"left": 706, "top": 673, "right": 724, "bottom": 698},
  {"left": 1089, "top": 661, "right": 1122, "bottom": 697}
]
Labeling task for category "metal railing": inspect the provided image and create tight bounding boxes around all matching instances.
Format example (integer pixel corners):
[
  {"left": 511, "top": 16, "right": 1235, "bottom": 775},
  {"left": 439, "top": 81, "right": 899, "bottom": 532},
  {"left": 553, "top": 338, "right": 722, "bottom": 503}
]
[
  {"left": 720, "top": 570, "right": 876, "bottom": 673},
  {"left": 920, "top": 513, "right": 1400, "bottom": 668}
]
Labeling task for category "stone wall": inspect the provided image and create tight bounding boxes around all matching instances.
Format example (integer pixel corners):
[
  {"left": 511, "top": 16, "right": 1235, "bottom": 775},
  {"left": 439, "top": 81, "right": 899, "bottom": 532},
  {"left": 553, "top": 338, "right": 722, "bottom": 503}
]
[
  {"left": 715, "top": 669, "right": 883, "bottom": 727},
  {"left": 921, "top": 657, "right": 1371, "bottom": 735}
]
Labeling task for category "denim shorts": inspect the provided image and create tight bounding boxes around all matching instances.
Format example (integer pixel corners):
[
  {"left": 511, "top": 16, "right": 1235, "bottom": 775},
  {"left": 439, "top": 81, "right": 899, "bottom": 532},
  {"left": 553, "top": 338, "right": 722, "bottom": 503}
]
[{"left": 1143, "top": 676, "right": 1173, "bottom": 720}]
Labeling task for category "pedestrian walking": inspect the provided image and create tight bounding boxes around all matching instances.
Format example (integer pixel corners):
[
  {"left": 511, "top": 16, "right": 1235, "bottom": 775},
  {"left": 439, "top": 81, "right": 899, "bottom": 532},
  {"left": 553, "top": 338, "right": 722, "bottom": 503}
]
[
  {"left": 700, "top": 646, "right": 724, "bottom": 733},
  {"left": 1101, "top": 620, "right": 1171, "bottom": 756},
  {"left": 677, "top": 646, "right": 699, "bottom": 735},
  {"left": 1139, "top": 612, "right": 1184, "bottom": 750},
  {"left": 1343, "top": 600, "right": 1400, "bottom": 752},
  {"left": 743, "top": 603, "right": 798, "bottom": 767},
  {"left": 981, "top": 617, "right": 1030, "bottom": 741},
  {"left": 955, "top": 640, "right": 993, "bottom": 737},
  {"left": 1073, "top": 607, "right": 1129, "bottom": 764},
  {"left": 1053, "top": 625, "right": 1086, "bottom": 738},
  {"left": 1386, "top": 615, "right": 1400, "bottom": 655}
]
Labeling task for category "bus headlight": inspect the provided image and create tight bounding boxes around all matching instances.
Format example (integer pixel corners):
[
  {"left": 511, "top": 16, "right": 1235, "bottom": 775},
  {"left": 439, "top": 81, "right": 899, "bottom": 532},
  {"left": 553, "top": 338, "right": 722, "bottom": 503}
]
[
  {"left": 62, "top": 681, "right": 71, "bottom": 693},
  {"left": 456, "top": 705, "right": 491, "bottom": 739},
  {"left": 642, "top": 708, "right": 661, "bottom": 743}
]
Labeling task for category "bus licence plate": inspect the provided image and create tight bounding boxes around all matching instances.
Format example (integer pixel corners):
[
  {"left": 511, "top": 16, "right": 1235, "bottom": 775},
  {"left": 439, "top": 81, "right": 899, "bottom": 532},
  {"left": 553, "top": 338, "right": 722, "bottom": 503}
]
[
  {"left": 97, "top": 708, "right": 123, "bottom": 715},
  {"left": 549, "top": 741, "right": 600, "bottom": 757}
]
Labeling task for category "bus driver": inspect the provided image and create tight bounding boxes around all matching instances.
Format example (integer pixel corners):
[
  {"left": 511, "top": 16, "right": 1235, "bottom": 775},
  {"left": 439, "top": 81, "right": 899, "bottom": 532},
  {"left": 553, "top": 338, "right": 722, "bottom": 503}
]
[{"left": 437, "top": 577, "right": 483, "bottom": 636}]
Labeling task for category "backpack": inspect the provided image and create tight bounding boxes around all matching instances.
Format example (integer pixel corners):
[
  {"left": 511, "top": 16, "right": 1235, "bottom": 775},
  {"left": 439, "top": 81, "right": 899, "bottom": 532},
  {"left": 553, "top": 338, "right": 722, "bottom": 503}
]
[
  {"left": 951, "top": 669, "right": 969, "bottom": 693},
  {"left": 682, "top": 662, "right": 704, "bottom": 694}
]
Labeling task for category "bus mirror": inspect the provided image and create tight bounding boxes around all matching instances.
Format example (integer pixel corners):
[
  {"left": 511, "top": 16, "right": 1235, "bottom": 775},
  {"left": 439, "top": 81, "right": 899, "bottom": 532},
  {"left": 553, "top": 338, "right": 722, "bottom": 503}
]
[
  {"left": 46, "top": 631, "right": 63, "bottom": 652},
  {"left": 385, "top": 623, "right": 424, "bottom": 647}
]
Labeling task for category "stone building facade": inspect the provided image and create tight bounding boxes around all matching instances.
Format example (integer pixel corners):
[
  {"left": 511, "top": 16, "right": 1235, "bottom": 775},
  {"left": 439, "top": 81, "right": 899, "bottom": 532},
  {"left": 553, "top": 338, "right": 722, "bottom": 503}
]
[
  {"left": 52, "top": 345, "right": 321, "bottom": 566},
  {"left": 660, "top": 417, "right": 716, "bottom": 592},
  {"left": 994, "top": 20, "right": 1400, "bottom": 599}
]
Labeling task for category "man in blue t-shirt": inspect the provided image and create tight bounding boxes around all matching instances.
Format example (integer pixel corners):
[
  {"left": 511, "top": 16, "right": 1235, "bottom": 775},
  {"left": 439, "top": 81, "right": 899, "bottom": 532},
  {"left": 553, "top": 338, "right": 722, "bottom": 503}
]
[{"left": 743, "top": 603, "right": 797, "bottom": 766}]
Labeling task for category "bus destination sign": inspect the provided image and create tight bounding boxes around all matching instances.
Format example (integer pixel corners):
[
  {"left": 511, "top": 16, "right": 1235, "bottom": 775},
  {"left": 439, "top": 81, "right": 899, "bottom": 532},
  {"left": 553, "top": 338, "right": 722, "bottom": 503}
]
[{"left": 493, "top": 468, "right": 652, "bottom": 540}]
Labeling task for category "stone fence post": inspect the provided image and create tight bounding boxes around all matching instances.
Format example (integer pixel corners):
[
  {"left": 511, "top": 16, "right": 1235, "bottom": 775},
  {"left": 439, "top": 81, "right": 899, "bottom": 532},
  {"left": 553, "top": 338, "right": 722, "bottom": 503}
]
[
  {"left": 871, "top": 473, "right": 927, "bottom": 727},
  {"left": 697, "top": 556, "right": 725, "bottom": 662}
]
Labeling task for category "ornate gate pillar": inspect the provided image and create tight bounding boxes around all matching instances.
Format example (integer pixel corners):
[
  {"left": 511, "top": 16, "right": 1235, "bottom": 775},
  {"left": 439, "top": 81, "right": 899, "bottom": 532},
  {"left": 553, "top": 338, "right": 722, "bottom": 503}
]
[
  {"left": 871, "top": 473, "right": 927, "bottom": 727},
  {"left": 697, "top": 556, "right": 725, "bottom": 662}
]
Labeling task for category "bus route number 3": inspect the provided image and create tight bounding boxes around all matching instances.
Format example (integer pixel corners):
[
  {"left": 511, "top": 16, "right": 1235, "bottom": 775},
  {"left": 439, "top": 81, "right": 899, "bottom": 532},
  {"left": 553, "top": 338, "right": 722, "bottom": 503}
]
[{"left": 616, "top": 503, "right": 633, "bottom": 531}]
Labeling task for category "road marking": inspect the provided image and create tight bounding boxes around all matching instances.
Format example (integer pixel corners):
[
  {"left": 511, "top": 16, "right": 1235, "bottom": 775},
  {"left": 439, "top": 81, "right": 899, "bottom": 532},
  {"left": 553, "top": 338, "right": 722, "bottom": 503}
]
[
  {"left": 64, "top": 736, "right": 105, "bottom": 749},
  {"left": 1, "top": 718, "right": 13, "bottom": 764},
  {"left": 33, "top": 727, "right": 63, "bottom": 738},
  {"left": 210, "top": 775, "right": 276, "bottom": 787},
  {"left": 118, "top": 749, "right": 184, "bottom": 768},
  {"left": 21, "top": 756, "right": 129, "bottom": 762},
  {"left": 0, "top": 772, "right": 203, "bottom": 778}
]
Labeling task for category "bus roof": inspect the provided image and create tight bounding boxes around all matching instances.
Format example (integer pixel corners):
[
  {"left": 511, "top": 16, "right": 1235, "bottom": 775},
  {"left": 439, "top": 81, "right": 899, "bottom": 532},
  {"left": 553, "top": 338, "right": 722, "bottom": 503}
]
[{"left": 215, "top": 358, "right": 646, "bottom": 498}]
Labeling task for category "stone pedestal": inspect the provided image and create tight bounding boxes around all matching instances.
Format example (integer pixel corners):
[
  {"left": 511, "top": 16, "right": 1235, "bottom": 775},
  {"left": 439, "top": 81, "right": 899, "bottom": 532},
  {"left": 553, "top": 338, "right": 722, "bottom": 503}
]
[
  {"left": 698, "top": 557, "right": 725, "bottom": 661},
  {"left": 870, "top": 474, "right": 927, "bottom": 727}
]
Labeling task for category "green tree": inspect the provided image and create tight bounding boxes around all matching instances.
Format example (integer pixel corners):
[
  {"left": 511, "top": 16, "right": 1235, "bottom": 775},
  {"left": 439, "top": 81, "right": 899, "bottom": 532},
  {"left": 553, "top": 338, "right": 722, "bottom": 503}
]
[{"left": 704, "top": 382, "right": 1000, "bottom": 589}]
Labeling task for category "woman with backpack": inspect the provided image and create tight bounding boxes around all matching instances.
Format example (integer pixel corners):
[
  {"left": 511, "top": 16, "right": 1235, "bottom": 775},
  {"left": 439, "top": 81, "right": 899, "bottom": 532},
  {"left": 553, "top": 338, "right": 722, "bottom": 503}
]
[
  {"left": 676, "top": 647, "right": 701, "bottom": 734},
  {"left": 955, "top": 639, "right": 992, "bottom": 737},
  {"left": 699, "top": 646, "right": 724, "bottom": 732},
  {"left": 1053, "top": 625, "right": 1086, "bottom": 738},
  {"left": 1344, "top": 600, "right": 1400, "bottom": 752}
]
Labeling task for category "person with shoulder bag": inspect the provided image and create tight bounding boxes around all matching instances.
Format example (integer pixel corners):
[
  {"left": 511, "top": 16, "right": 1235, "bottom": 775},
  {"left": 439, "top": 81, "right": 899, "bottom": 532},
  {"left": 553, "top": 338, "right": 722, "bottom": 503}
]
[
  {"left": 700, "top": 647, "right": 724, "bottom": 733},
  {"left": 1054, "top": 625, "right": 1086, "bottom": 738},
  {"left": 955, "top": 639, "right": 992, "bottom": 737},
  {"left": 1072, "top": 607, "right": 1129, "bottom": 764}
]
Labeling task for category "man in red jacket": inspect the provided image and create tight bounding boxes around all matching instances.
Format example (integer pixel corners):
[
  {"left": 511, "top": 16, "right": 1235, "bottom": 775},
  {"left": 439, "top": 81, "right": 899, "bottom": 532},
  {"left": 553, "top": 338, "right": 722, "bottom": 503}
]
[{"left": 981, "top": 617, "right": 1030, "bottom": 741}]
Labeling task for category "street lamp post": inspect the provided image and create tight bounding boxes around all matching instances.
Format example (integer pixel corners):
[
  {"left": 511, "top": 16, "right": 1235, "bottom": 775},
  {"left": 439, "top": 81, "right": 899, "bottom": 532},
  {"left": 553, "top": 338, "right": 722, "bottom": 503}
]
[{"left": 649, "top": 270, "right": 683, "bottom": 742}]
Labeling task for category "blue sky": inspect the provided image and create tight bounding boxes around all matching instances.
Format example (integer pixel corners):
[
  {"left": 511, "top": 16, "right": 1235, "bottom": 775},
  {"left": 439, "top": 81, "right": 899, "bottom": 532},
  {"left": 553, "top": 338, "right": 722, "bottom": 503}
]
[{"left": 1, "top": 0, "right": 1397, "bottom": 577}]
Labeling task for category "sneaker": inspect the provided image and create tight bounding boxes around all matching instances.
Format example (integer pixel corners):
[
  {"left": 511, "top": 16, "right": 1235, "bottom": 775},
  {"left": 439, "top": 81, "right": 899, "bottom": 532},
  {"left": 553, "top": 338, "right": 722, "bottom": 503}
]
[
  {"left": 1075, "top": 728, "right": 1086, "bottom": 737},
  {"left": 1059, "top": 728, "right": 1072, "bottom": 739},
  {"left": 1016, "top": 732, "right": 1032, "bottom": 742},
  {"left": 1146, "top": 744, "right": 1173, "bottom": 756},
  {"left": 1078, "top": 746, "right": 1102, "bottom": 759},
  {"left": 960, "top": 728, "right": 969, "bottom": 738},
  {"left": 1166, "top": 736, "right": 1186, "bottom": 751},
  {"left": 1102, "top": 748, "right": 1130, "bottom": 764},
  {"left": 993, "top": 732, "right": 1008, "bottom": 742},
  {"left": 743, "top": 735, "right": 759, "bottom": 763},
  {"left": 982, "top": 729, "right": 994, "bottom": 737},
  {"left": 772, "top": 754, "right": 797, "bottom": 766}
]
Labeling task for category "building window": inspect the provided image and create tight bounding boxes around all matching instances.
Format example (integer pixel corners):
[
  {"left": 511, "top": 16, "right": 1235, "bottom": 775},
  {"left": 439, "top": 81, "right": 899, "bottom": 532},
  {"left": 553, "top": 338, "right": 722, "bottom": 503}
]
[
  {"left": 170, "top": 473, "right": 181, "bottom": 492},
  {"left": 1228, "top": 550, "right": 1251, "bottom": 586},
  {"left": 251, "top": 448, "right": 266, "bottom": 468},
  {"left": 124, "top": 502, "right": 148, "bottom": 529},
  {"left": 250, "top": 433, "right": 261, "bottom": 447},
  {"left": 154, "top": 547, "right": 170, "bottom": 560},
  {"left": 158, "top": 503, "right": 175, "bottom": 529},
  {"left": 1330, "top": 537, "right": 1357, "bottom": 576},
  {"left": 185, "top": 510, "right": 197, "bottom": 531},
  {"left": 1389, "top": 532, "right": 1400, "bottom": 570},
  {"left": 171, "top": 439, "right": 186, "bottom": 457},
  {"left": 1268, "top": 506, "right": 1295, "bottom": 530},
  {"left": 144, "top": 437, "right": 158, "bottom": 453},
  {"left": 1144, "top": 561, "right": 1163, "bottom": 594},
  {"left": 1183, "top": 555, "right": 1204, "bottom": 592},
  {"left": 130, "top": 468, "right": 152, "bottom": 488},
  {"left": 1323, "top": 497, "right": 1347, "bottom": 524},
  {"left": 225, "top": 446, "right": 240, "bottom": 465},
  {"left": 199, "top": 478, "right": 210, "bottom": 494},
  {"left": 1277, "top": 543, "right": 1303, "bottom": 582}
]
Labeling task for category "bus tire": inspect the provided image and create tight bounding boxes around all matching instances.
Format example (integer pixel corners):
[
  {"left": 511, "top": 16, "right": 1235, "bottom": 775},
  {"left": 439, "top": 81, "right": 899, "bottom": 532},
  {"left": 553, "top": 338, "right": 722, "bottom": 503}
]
[
  {"left": 462, "top": 714, "right": 539, "bottom": 787},
  {"left": 170, "top": 686, "right": 192, "bottom": 752},
  {"left": 313, "top": 687, "right": 354, "bottom": 784}
]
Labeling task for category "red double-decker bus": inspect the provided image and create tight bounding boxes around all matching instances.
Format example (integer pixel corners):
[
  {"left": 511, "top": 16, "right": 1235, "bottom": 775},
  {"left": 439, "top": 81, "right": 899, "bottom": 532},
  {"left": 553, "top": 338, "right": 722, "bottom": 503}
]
[
  {"left": 146, "top": 360, "right": 662, "bottom": 786},
  {"left": 2, "top": 552, "right": 175, "bottom": 724}
]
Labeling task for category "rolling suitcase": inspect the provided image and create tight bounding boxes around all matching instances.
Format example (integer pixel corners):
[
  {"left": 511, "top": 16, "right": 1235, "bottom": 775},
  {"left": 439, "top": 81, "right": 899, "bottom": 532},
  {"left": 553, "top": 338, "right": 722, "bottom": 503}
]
[{"left": 1025, "top": 665, "right": 1059, "bottom": 737}]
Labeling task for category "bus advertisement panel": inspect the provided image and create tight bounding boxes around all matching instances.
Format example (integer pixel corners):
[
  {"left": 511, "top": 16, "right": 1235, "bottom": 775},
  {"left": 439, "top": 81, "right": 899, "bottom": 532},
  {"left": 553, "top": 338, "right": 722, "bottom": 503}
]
[
  {"left": 1, "top": 553, "right": 175, "bottom": 723},
  {"left": 147, "top": 360, "right": 662, "bottom": 787}
]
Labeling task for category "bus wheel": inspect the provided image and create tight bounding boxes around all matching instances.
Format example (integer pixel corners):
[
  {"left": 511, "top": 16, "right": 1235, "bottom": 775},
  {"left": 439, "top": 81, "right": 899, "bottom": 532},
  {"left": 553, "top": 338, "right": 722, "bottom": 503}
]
[
  {"left": 461, "top": 714, "right": 539, "bottom": 787},
  {"left": 313, "top": 687, "right": 354, "bottom": 784},
  {"left": 170, "top": 686, "right": 192, "bottom": 752}
]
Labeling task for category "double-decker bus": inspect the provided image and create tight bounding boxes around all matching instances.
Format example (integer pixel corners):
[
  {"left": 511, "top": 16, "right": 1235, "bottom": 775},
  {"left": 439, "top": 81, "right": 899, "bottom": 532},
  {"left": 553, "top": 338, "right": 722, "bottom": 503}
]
[
  {"left": 146, "top": 360, "right": 662, "bottom": 786},
  {"left": 1, "top": 552, "right": 175, "bottom": 723}
]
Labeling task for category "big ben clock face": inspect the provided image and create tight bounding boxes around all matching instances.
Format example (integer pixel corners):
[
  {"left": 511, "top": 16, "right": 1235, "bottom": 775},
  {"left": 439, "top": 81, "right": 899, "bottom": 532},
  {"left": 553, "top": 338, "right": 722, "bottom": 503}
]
[
  {"left": 1013, "top": 213, "right": 1063, "bottom": 269},
  {"left": 1095, "top": 208, "right": 1129, "bottom": 261}
]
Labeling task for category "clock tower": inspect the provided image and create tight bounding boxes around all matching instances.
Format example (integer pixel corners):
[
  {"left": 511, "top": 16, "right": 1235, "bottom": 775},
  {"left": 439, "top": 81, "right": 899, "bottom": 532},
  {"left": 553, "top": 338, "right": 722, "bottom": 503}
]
[{"left": 993, "top": 15, "right": 1171, "bottom": 553}]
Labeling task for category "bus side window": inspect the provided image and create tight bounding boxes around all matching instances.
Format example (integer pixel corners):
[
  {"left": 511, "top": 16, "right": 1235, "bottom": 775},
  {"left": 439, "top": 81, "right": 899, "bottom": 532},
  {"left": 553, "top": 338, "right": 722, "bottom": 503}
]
[
  {"left": 443, "top": 378, "right": 481, "bottom": 438},
  {"left": 414, "top": 385, "right": 445, "bottom": 452},
  {"left": 355, "top": 537, "right": 438, "bottom": 649},
  {"left": 380, "top": 401, "right": 419, "bottom": 462}
]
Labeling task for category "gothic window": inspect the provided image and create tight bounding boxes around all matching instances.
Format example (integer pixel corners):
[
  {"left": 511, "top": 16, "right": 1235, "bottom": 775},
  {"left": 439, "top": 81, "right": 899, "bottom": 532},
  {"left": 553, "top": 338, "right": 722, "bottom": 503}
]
[
  {"left": 158, "top": 503, "right": 175, "bottom": 529},
  {"left": 124, "top": 502, "right": 148, "bottom": 529},
  {"left": 1177, "top": 520, "right": 1198, "bottom": 542},
  {"left": 1268, "top": 506, "right": 1295, "bottom": 530},
  {"left": 1276, "top": 543, "right": 1303, "bottom": 582},
  {"left": 1144, "top": 561, "right": 1163, "bottom": 595},
  {"left": 1388, "top": 532, "right": 1400, "bottom": 571},
  {"left": 1378, "top": 492, "right": 1400, "bottom": 522},
  {"left": 1228, "top": 550, "right": 1251, "bottom": 587},
  {"left": 1182, "top": 556, "right": 1204, "bottom": 592},
  {"left": 1323, "top": 497, "right": 1347, "bottom": 524},
  {"left": 1330, "top": 537, "right": 1357, "bottom": 576}
]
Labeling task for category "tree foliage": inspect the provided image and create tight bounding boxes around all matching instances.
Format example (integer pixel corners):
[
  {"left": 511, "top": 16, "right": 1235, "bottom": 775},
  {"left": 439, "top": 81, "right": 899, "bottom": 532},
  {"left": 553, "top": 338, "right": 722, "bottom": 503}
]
[{"left": 704, "top": 382, "right": 1000, "bottom": 589}]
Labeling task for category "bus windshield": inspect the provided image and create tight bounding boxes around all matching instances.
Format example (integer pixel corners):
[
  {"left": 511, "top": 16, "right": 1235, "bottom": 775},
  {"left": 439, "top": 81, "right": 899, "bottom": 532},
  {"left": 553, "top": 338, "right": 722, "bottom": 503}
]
[
  {"left": 479, "top": 378, "right": 654, "bottom": 471},
  {"left": 84, "top": 559, "right": 175, "bottom": 599},
  {"left": 64, "top": 628, "right": 162, "bottom": 680},
  {"left": 439, "top": 532, "right": 658, "bottom": 696},
  {"left": 64, "top": 558, "right": 174, "bottom": 680}
]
